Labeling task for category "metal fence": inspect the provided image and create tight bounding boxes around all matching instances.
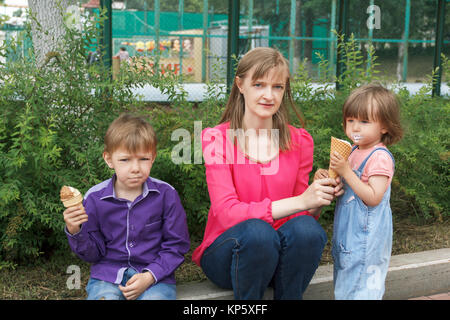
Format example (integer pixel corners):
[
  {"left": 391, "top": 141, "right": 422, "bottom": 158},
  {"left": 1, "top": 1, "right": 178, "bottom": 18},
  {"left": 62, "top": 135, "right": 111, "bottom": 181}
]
[
  {"left": 1, "top": 0, "right": 449, "bottom": 99},
  {"left": 98, "top": 0, "right": 449, "bottom": 99}
]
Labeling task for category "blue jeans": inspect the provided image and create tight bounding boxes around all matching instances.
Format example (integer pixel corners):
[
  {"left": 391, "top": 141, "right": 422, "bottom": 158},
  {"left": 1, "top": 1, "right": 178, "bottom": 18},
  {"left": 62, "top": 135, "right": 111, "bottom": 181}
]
[
  {"left": 86, "top": 268, "right": 176, "bottom": 300},
  {"left": 200, "top": 216, "right": 327, "bottom": 300}
]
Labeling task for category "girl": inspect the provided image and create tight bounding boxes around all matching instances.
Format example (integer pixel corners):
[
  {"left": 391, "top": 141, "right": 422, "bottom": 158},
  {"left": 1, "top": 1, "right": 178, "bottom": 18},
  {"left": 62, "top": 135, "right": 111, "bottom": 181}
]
[
  {"left": 192, "top": 47, "right": 343, "bottom": 300},
  {"left": 327, "top": 83, "right": 403, "bottom": 299}
]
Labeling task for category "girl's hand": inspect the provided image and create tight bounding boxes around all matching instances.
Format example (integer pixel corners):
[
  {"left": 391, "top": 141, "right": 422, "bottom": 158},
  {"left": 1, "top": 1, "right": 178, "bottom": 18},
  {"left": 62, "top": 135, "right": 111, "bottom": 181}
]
[
  {"left": 63, "top": 204, "right": 88, "bottom": 235},
  {"left": 334, "top": 176, "right": 345, "bottom": 197},
  {"left": 119, "top": 272, "right": 155, "bottom": 300},
  {"left": 329, "top": 151, "right": 351, "bottom": 177}
]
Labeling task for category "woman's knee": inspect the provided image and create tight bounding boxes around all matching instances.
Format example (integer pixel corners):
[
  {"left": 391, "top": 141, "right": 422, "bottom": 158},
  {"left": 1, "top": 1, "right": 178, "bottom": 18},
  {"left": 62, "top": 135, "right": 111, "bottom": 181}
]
[
  {"left": 281, "top": 215, "right": 327, "bottom": 249},
  {"left": 238, "top": 219, "right": 280, "bottom": 252}
]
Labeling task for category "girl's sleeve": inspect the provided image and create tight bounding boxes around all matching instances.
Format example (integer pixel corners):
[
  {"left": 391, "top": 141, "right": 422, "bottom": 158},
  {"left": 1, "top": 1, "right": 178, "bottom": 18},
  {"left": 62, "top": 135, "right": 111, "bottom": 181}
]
[
  {"left": 202, "top": 127, "right": 274, "bottom": 230},
  {"left": 364, "top": 150, "right": 395, "bottom": 179}
]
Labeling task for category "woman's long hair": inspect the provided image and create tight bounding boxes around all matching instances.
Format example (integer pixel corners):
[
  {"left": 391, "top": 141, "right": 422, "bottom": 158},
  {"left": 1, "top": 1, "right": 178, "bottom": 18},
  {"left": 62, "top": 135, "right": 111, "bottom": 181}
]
[{"left": 219, "top": 47, "right": 304, "bottom": 151}]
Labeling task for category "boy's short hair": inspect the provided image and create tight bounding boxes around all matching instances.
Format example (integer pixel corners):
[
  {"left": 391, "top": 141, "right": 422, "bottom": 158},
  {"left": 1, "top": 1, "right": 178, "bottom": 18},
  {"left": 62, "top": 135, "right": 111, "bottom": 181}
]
[
  {"left": 104, "top": 113, "right": 157, "bottom": 155},
  {"left": 342, "top": 83, "right": 403, "bottom": 146}
]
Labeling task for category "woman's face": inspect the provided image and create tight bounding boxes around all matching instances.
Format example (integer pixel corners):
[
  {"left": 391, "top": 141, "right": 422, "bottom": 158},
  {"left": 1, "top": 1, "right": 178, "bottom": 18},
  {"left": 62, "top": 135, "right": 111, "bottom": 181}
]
[{"left": 236, "top": 66, "right": 287, "bottom": 123}]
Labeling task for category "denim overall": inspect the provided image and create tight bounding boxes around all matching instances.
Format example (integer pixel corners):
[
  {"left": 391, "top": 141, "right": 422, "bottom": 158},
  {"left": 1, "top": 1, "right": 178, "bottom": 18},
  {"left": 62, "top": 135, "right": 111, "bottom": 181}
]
[{"left": 332, "top": 147, "right": 394, "bottom": 300}]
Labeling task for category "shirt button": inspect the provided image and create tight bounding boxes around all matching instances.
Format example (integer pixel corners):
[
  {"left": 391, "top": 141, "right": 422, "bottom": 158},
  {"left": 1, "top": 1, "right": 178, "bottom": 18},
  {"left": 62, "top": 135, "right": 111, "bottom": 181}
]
[{"left": 129, "top": 242, "right": 134, "bottom": 248}]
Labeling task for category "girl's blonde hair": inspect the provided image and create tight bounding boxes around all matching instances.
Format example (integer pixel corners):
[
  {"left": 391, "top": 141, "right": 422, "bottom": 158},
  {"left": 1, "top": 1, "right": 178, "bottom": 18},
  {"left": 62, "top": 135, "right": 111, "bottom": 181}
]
[
  {"left": 219, "top": 47, "right": 305, "bottom": 151},
  {"left": 342, "top": 83, "right": 403, "bottom": 146},
  {"left": 104, "top": 113, "right": 157, "bottom": 155}
]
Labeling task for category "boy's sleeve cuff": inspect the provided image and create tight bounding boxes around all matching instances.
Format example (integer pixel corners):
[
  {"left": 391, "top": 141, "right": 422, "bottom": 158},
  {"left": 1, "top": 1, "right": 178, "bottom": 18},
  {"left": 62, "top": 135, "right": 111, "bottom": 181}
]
[
  {"left": 64, "top": 225, "right": 84, "bottom": 238},
  {"left": 142, "top": 268, "right": 158, "bottom": 284}
]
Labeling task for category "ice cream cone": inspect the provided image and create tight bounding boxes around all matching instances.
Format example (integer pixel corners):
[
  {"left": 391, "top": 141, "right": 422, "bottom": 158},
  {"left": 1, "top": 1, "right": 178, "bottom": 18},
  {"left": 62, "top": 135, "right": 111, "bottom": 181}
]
[
  {"left": 328, "top": 137, "right": 352, "bottom": 179},
  {"left": 60, "top": 186, "right": 84, "bottom": 208}
]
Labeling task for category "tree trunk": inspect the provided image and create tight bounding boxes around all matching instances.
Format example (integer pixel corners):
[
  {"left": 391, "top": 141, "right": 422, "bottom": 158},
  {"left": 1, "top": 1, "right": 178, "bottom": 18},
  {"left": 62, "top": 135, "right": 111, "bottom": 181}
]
[
  {"left": 294, "top": 0, "right": 302, "bottom": 71},
  {"left": 28, "top": 0, "right": 73, "bottom": 66},
  {"left": 303, "top": 6, "right": 314, "bottom": 74},
  {"left": 304, "top": 8, "right": 313, "bottom": 62},
  {"left": 396, "top": 30, "right": 405, "bottom": 81}
]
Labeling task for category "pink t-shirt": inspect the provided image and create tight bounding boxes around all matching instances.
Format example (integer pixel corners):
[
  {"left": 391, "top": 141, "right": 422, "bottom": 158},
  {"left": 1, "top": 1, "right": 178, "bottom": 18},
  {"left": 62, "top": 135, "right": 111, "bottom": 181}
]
[
  {"left": 348, "top": 143, "right": 394, "bottom": 186},
  {"left": 192, "top": 122, "right": 315, "bottom": 266}
]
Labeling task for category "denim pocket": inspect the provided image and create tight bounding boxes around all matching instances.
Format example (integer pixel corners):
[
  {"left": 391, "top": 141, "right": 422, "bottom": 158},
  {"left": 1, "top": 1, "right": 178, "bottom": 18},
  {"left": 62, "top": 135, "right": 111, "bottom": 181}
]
[
  {"left": 332, "top": 242, "right": 352, "bottom": 270},
  {"left": 356, "top": 200, "right": 369, "bottom": 232}
]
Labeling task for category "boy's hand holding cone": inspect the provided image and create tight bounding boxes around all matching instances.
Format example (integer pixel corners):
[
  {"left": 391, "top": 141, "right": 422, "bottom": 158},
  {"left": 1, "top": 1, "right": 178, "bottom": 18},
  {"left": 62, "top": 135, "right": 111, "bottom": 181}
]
[
  {"left": 60, "top": 186, "right": 88, "bottom": 235},
  {"left": 328, "top": 137, "right": 352, "bottom": 179}
]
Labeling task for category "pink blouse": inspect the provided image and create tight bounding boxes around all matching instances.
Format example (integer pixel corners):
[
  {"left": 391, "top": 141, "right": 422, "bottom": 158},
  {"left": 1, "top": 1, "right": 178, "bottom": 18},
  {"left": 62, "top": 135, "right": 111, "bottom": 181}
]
[{"left": 192, "top": 122, "right": 316, "bottom": 266}]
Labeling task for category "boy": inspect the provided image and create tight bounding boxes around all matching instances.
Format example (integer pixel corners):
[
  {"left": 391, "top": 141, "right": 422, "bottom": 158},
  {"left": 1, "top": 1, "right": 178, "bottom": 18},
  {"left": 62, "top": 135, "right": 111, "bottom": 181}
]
[{"left": 63, "top": 114, "right": 190, "bottom": 300}]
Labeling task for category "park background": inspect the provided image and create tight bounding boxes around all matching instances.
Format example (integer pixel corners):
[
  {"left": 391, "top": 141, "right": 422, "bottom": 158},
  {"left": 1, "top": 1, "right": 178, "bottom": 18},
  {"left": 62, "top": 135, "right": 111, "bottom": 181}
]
[{"left": 0, "top": 0, "right": 448, "bottom": 299}]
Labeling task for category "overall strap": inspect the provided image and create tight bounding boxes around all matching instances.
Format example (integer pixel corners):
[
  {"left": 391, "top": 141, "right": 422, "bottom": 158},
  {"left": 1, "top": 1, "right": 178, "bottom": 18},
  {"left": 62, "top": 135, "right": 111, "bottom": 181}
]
[{"left": 357, "top": 147, "right": 395, "bottom": 172}]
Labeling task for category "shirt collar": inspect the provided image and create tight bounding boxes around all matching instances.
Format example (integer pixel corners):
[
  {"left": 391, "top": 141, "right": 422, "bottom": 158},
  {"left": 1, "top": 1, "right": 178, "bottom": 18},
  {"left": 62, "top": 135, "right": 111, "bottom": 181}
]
[
  {"left": 100, "top": 174, "right": 160, "bottom": 201},
  {"left": 145, "top": 177, "right": 161, "bottom": 195}
]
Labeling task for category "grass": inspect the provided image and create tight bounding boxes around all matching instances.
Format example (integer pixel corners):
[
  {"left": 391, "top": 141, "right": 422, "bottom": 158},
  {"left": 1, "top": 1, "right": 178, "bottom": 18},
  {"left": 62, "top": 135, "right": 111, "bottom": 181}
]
[{"left": 0, "top": 213, "right": 448, "bottom": 300}]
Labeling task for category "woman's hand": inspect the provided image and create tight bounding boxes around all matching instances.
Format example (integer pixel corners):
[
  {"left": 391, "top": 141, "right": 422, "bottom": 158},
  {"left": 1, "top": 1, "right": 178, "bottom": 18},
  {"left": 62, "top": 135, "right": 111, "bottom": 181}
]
[
  {"left": 63, "top": 204, "right": 88, "bottom": 235},
  {"left": 300, "top": 178, "right": 336, "bottom": 210},
  {"left": 314, "top": 168, "right": 344, "bottom": 197},
  {"left": 271, "top": 176, "right": 342, "bottom": 220}
]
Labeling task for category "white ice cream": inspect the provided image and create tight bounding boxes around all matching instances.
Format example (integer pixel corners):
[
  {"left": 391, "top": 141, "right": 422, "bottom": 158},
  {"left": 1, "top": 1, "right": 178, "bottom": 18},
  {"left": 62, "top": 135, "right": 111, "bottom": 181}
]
[
  {"left": 352, "top": 135, "right": 363, "bottom": 142},
  {"left": 68, "top": 186, "right": 80, "bottom": 197}
]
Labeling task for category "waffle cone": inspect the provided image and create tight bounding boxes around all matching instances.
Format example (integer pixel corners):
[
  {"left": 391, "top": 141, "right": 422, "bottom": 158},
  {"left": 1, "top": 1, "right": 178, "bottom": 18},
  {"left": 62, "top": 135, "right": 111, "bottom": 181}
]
[
  {"left": 328, "top": 136, "right": 352, "bottom": 179},
  {"left": 62, "top": 193, "right": 83, "bottom": 208},
  {"left": 60, "top": 186, "right": 84, "bottom": 209}
]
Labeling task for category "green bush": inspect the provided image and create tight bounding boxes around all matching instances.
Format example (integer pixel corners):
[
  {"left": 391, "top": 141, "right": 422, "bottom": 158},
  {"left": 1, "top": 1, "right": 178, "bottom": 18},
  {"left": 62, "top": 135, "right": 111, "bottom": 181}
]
[
  {"left": 391, "top": 94, "right": 449, "bottom": 221},
  {"left": 0, "top": 21, "right": 448, "bottom": 267},
  {"left": 0, "top": 10, "right": 182, "bottom": 264}
]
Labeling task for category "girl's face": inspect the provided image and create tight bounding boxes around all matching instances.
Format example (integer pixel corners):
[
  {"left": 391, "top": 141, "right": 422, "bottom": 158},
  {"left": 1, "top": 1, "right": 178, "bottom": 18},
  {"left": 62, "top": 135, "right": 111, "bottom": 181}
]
[
  {"left": 345, "top": 115, "right": 387, "bottom": 149},
  {"left": 236, "top": 66, "right": 287, "bottom": 125}
]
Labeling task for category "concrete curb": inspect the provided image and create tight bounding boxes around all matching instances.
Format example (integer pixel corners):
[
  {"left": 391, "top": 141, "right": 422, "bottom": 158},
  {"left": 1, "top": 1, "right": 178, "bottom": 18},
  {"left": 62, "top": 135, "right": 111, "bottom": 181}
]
[{"left": 176, "top": 248, "right": 450, "bottom": 300}]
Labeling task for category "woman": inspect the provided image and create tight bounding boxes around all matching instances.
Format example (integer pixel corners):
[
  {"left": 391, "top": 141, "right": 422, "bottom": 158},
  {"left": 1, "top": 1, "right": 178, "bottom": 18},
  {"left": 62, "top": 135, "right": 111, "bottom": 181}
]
[{"left": 192, "top": 47, "right": 342, "bottom": 299}]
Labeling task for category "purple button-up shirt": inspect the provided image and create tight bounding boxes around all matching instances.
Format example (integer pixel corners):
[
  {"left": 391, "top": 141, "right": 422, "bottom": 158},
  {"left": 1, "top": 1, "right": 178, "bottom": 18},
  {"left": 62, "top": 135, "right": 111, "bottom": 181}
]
[{"left": 65, "top": 175, "right": 190, "bottom": 285}]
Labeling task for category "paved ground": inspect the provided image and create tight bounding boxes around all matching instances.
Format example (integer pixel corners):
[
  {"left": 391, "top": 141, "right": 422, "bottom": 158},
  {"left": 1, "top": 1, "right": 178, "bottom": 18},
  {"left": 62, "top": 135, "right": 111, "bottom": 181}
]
[
  {"left": 409, "top": 292, "right": 450, "bottom": 300},
  {"left": 177, "top": 248, "right": 450, "bottom": 300}
]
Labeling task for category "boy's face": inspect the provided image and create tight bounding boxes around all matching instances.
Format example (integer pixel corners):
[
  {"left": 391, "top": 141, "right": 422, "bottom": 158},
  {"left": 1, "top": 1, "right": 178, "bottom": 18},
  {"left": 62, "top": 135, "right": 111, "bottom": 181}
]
[{"left": 103, "top": 146, "right": 155, "bottom": 194}]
